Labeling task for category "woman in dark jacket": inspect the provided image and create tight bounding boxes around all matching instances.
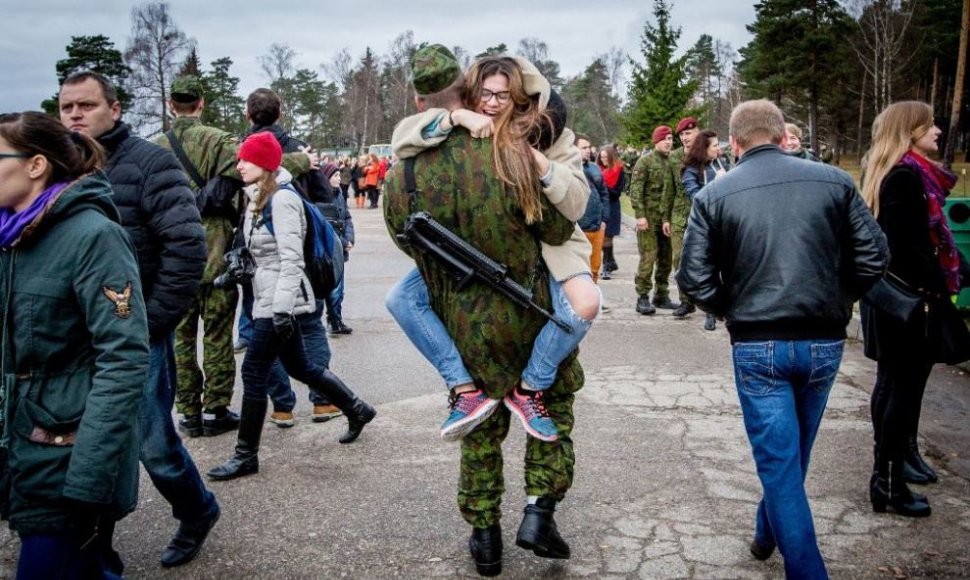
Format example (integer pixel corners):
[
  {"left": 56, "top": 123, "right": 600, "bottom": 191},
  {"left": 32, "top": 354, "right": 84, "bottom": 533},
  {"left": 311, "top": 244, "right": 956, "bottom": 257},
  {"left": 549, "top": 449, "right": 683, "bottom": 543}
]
[
  {"left": 597, "top": 144, "right": 626, "bottom": 279},
  {"left": 0, "top": 112, "right": 149, "bottom": 577},
  {"left": 860, "top": 101, "right": 970, "bottom": 518},
  {"left": 681, "top": 129, "right": 728, "bottom": 331}
]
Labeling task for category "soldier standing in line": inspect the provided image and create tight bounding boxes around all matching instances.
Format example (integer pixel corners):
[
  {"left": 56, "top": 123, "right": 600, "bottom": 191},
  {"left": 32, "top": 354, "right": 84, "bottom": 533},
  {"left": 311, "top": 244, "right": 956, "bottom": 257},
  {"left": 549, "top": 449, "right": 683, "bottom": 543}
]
[
  {"left": 664, "top": 116, "right": 700, "bottom": 319},
  {"left": 631, "top": 125, "right": 679, "bottom": 315},
  {"left": 384, "top": 45, "right": 584, "bottom": 577}
]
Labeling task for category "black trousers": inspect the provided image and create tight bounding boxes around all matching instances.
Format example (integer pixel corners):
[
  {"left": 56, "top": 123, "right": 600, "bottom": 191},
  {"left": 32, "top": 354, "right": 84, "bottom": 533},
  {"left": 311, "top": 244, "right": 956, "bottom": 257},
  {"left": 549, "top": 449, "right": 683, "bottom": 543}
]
[{"left": 870, "top": 358, "right": 934, "bottom": 460}]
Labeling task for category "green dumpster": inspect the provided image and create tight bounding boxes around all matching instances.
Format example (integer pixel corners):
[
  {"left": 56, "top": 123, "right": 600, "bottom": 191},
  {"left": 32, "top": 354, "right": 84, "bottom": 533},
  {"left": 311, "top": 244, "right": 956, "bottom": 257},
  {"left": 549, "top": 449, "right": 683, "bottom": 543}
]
[{"left": 945, "top": 197, "right": 970, "bottom": 308}]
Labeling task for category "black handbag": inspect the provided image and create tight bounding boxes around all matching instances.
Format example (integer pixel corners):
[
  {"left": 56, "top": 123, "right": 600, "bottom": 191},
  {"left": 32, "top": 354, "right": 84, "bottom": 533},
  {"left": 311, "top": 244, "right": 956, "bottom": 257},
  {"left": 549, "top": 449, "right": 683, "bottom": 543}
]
[{"left": 862, "top": 271, "right": 925, "bottom": 324}]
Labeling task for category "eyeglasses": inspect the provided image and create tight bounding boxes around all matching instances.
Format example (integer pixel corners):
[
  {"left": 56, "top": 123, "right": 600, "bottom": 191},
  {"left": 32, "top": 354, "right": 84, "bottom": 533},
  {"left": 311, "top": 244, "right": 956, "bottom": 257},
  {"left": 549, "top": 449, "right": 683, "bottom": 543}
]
[
  {"left": 0, "top": 152, "right": 28, "bottom": 159},
  {"left": 479, "top": 90, "right": 511, "bottom": 104}
]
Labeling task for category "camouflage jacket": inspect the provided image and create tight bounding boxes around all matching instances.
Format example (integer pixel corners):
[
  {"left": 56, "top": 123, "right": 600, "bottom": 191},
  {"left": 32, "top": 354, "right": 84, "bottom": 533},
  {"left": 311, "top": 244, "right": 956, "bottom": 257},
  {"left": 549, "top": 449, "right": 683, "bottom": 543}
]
[
  {"left": 384, "top": 130, "right": 583, "bottom": 398},
  {"left": 662, "top": 148, "right": 691, "bottom": 230},
  {"left": 630, "top": 152, "right": 676, "bottom": 226}
]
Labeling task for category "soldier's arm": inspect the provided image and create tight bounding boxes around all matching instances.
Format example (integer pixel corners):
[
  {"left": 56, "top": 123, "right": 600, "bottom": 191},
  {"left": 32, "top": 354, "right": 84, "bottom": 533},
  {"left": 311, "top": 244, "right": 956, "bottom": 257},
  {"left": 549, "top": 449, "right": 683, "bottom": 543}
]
[
  {"left": 392, "top": 109, "right": 451, "bottom": 160},
  {"left": 630, "top": 157, "right": 647, "bottom": 218}
]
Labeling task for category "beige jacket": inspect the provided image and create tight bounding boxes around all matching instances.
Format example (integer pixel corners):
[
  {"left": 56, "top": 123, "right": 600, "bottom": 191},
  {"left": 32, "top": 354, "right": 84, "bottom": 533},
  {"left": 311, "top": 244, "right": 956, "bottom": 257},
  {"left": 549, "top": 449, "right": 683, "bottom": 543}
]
[{"left": 390, "top": 57, "right": 591, "bottom": 280}]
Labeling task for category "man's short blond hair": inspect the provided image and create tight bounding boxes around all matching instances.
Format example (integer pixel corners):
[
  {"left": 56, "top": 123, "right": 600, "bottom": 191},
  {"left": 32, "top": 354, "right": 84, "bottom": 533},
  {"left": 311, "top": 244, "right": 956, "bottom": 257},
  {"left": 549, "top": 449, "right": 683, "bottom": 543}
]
[{"left": 730, "top": 100, "right": 785, "bottom": 149}]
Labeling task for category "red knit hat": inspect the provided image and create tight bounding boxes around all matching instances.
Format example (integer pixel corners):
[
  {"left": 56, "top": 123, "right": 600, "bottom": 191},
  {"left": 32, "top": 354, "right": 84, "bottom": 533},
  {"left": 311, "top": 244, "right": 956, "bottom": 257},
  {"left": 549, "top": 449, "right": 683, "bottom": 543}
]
[
  {"left": 238, "top": 132, "right": 282, "bottom": 171},
  {"left": 652, "top": 126, "right": 672, "bottom": 145},
  {"left": 675, "top": 117, "right": 697, "bottom": 135}
]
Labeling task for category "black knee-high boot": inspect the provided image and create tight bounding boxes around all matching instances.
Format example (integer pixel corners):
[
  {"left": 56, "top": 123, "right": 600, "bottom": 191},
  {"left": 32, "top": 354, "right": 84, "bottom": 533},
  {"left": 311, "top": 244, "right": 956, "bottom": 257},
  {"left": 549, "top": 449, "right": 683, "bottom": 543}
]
[
  {"left": 307, "top": 369, "right": 376, "bottom": 444},
  {"left": 207, "top": 397, "right": 267, "bottom": 481}
]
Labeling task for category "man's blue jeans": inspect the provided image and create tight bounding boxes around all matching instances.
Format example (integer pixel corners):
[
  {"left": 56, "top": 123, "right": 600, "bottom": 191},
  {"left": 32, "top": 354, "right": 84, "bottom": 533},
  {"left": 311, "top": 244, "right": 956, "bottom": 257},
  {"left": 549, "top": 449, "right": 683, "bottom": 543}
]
[
  {"left": 732, "top": 339, "right": 844, "bottom": 580},
  {"left": 385, "top": 268, "right": 594, "bottom": 390},
  {"left": 141, "top": 336, "right": 218, "bottom": 524}
]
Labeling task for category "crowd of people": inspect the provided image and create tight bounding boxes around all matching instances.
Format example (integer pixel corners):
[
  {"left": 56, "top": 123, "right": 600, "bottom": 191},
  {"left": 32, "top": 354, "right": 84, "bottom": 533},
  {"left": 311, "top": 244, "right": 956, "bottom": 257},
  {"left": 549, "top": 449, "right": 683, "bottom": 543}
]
[{"left": 0, "top": 40, "right": 965, "bottom": 580}]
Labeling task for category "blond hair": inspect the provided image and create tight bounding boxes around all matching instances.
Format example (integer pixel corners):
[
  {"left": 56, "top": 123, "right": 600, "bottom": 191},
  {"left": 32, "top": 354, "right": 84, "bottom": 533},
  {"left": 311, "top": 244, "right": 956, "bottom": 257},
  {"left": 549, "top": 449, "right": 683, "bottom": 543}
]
[
  {"left": 729, "top": 100, "right": 785, "bottom": 149},
  {"left": 784, "top": 123, "right": 802, "bottom": 140},
  {"left": 860, "top": 101, "right": 934, "bottom": 218}
]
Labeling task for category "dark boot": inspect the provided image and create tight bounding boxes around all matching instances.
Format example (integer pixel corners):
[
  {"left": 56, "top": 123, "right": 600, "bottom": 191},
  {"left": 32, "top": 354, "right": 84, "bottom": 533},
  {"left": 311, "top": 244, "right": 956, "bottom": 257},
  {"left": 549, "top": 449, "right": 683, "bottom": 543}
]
[
  {"left": 704, "top": 313, "right": 717, "bottom": 331},
  {"left": 652, "top": 295, "right": 679, "bottom": 310},
  {"left": 903, "top": 434, "right": 938, "bottom": 484},
  {"left": 603, "top": 246, "right": 618, "bottom": 273},
  {"left": 870, "top": 456, "right": 931, "bottom": 517},
  {"left": 635, "top": 295, "right": 656, "bottom": 315},
  {"left": 207, "top": 397, "right": 266, "bottom": 481},
  {"left": 328, "top": 319, "right": 353, "bottom": 335},
  {"left": 178, "top": 414, "right": 203, "bottom": 438},
  {"left": 202, "top": 407, "right": 240, "bottom": 437},
  {"left": 672, "top": 301, "right": 695, "bottom": 318},
  {"left": 308, "top": 369, "right": 376, "bottom": 444},
  {"left": 468, "top": 525, "right": 502, "bottom": 576},
  {"left": 160, "top": 506, "right": 221, "bottom": 568},
  {"left": 515, "top": 497, "right": 570, "bottom": 559}
]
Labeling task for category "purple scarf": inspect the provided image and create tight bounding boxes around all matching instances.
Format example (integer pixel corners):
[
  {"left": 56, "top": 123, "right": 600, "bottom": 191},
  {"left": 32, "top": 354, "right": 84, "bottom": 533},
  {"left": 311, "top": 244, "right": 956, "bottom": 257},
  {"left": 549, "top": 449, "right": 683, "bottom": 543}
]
[
  {"left": 0, "top": 181, "right": 69, "bottom": 248},
  {"left": 899, "top": 151, "right": 960, "bottom": 294}
]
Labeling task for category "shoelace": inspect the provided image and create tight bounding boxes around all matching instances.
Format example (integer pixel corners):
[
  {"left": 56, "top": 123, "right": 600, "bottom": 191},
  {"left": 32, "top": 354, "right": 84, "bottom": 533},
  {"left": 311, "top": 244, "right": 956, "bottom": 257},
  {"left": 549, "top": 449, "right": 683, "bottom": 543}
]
[
  {"left": 449, "top": 391, "right": 483, "bottom": 414},
  {"left": 516, "top": 389, "right": 550, "bottom": 420}
]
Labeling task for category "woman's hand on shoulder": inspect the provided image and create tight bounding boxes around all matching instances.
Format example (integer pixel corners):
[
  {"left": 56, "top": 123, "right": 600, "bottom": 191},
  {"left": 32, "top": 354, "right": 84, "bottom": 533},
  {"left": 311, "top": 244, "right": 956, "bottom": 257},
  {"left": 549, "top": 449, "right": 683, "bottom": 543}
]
[{"left": 451, "top": 109, "right": 494, "bottom": 138}]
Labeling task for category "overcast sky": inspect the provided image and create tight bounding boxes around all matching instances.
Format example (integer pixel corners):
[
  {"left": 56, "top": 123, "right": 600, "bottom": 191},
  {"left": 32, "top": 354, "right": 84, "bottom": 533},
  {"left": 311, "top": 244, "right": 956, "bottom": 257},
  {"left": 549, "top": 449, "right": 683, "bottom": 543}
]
[{"left": 0, "top": 0, "right": 756, "bottom": 114}]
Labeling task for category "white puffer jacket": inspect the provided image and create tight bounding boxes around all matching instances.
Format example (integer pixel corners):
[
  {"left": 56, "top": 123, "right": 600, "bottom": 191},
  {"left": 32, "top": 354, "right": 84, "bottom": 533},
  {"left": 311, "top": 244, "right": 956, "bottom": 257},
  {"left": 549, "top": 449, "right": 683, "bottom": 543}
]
[{"left": 244, "top": 169, "right": 317, "bottom": 318}]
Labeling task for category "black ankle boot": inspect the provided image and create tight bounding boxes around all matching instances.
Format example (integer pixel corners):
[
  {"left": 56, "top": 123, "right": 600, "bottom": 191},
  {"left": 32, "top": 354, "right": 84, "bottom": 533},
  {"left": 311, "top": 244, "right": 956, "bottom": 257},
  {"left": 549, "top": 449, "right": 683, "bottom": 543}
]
[
  {"left": 870, "top": 458, "right": 931, "bottom": 517},
  {"left": 468, "top": 525, "right": 502, "bottom": 576},
  {"left": 309, "top": 369, "right": 376, "bottom": 443},
  {"left": 603, "top": 246, "right": 618, "bottom": 273},
  {"left": 903, "top": 435, "right": 938, "bottom": 484},
  {"left": 515, "top": 497, "right": 570, "bottom": 559},
  {"left": 207, "top": 397, "right": 266, "bottom": 481}
]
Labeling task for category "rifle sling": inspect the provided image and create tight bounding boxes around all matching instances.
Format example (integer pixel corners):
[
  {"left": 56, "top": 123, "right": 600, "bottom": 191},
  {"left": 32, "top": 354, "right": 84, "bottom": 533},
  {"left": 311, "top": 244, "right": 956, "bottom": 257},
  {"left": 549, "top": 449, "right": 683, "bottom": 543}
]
[{"left": 164, "top": 130, "right": 207, "bottom": 190}]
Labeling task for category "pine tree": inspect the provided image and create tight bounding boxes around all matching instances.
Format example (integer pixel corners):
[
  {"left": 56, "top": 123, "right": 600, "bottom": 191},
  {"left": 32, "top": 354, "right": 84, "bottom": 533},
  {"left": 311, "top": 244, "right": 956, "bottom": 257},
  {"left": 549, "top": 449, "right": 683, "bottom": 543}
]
[
  {"left": 179, "top": 48, "right": 202, "bottom": 77},
  {"left": 41, "top": 34, "right": 131, "bottom": 114},
  {"left": 201, "top": 57, "right": 245, "bottom": 135},
  {"left": 623, "top": 0, "right": 699, "bottom": 145},
  {"left": 562, "top": 57, "right": 621, "bottom": 145}
]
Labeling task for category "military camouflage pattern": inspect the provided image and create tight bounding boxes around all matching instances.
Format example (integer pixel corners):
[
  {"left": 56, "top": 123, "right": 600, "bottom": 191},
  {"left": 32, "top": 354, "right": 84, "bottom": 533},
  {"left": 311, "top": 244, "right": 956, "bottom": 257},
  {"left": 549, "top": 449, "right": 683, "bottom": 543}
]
[
  {"left": 661, "top": 148, "right": 692, "bottom": 232},
  {"left": 411, "top": 44, "right": 462, "bottom": 96},
  {"left": 384, "top": 129, "right": 583, "bottom": 527},
  {"left": 630, "top": 152, "right": 676, "bottom": 298},
  {"left": 171, "top": 75, "right": 204, "bottom": 102},
  {"left": 174, "top": 278, "right": 238, "bottom": 415}
]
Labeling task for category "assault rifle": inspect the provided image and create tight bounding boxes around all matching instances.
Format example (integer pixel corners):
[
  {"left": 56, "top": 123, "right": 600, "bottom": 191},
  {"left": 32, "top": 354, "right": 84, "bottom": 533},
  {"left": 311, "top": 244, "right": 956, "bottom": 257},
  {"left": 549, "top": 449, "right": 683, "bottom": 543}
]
[{"left": 397, "top": 211, "right": 572, "bottom": 333}]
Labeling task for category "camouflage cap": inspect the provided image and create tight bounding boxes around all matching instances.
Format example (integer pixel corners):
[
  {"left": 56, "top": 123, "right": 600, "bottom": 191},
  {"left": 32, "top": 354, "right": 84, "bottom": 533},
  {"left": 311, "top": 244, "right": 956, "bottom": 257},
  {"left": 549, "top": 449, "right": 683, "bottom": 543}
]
[
  {"left": 171, "top": 75, "right": 203, "bottom": 103},
  {"left": 411, "top": 44, "right": 461, "bottom": 96}
]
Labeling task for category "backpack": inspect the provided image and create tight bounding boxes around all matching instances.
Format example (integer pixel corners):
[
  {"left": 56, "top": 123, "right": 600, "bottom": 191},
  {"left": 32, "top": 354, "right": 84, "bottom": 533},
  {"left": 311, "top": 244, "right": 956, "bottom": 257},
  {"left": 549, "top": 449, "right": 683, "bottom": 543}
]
[{"left": 260, "top": 184, "right": 344, "bottom": 296}]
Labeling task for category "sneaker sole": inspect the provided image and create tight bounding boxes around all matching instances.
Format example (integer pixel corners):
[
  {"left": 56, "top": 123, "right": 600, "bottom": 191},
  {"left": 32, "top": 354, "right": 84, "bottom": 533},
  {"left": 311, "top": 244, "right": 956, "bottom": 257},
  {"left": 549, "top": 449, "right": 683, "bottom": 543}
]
[
  {"left": 503, "top": 398, "right": 558, "bottom": 442},
  {"left": 311, "top": 412, "right": 343, "bottom": 423},
  {"left": 268, "top": 419, "right": 295, "bottom": 428},
  {"left": 440, "top": 398, "right": 501, "bottom": 442}
]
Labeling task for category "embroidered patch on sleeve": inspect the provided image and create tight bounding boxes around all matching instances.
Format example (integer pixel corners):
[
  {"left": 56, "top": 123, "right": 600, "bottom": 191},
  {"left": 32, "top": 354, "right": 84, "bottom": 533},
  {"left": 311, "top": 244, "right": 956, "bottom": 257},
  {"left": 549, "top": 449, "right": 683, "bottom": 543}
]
[{"left": 102, "top": 281, "right": 133, "bottom": 319}]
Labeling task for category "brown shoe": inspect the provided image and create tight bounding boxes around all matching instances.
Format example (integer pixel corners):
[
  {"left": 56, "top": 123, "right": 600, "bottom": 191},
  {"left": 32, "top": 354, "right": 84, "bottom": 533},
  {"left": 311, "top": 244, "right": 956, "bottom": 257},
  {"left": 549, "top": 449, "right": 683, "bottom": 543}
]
[
  {"left": 312, "top": 404, "right": 343, "bottom": 423},
  {"left": 268, "top": 411, "right": 295, "bottom": 428}
]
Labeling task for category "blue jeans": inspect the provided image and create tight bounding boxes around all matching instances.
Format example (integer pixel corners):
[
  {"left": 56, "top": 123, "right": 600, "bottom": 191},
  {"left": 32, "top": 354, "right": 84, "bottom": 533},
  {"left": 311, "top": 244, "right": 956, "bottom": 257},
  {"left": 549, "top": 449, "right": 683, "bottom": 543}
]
[
  {"left": 238, "top": 283, "right": 254, "bottom": 343},
  {"left": 140, "top": 336, "right": 219, "bottom": 524},
  {"left": 17, "top": 526, "right": 122, "bottom": 580},
  {"left": 324, "top": 276, "right": 345, "bottom": 322},
  {"left": 733, "top": 339, "right": 844, "bottom": 580},
  {"left": 385, "top": 268, "right": 594, "bottom": 390}
]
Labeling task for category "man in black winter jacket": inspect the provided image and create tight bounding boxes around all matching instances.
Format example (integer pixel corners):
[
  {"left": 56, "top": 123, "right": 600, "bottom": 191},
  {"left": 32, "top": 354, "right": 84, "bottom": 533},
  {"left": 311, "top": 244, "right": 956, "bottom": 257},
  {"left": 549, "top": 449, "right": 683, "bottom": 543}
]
[
  {"left": 59, "top": 72, "right": 219, "bottom": 569},
  {"left": 676, "top": 99, "right": 888, "bottom": 578}
]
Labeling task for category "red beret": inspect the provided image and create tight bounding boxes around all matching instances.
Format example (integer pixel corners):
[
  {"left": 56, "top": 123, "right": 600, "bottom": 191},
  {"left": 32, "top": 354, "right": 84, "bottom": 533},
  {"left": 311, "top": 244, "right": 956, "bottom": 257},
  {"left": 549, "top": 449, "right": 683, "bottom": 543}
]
[
  {"left": 238, "top": 132, "right": 282, "bottom": 172},
  {"left": 652, "top": 126, "right": 672, "bottom": 145},
  {"left": 675, "top": 117, "right": 697, "bottom": 135}
]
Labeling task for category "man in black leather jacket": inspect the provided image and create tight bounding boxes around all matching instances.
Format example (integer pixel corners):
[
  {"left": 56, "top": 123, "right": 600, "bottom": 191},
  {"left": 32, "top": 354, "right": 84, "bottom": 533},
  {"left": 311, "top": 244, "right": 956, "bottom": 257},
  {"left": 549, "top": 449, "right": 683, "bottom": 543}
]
[{"left": 676, "top": 99, "right": 888, "bottom": 578}]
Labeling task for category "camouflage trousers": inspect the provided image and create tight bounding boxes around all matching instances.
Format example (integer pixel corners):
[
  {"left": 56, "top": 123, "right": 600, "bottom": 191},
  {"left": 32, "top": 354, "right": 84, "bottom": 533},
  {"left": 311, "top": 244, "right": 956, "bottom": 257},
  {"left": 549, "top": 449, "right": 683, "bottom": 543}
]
[
  {"left": 458, "top": 374, "right": 579, "bottom": 529},
  {"left": 174, "top": 282, "right": 239, "bottom": 415},
  {"left": 635, "top": 224, "right": 673, "bottom": 298}
]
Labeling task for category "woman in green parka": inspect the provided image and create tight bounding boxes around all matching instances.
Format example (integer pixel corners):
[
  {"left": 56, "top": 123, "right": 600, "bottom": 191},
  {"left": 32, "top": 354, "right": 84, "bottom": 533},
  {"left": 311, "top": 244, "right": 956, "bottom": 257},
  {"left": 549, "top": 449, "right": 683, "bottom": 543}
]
[{"left": 0, "top": 112, "right": 149, "bottom": 579}]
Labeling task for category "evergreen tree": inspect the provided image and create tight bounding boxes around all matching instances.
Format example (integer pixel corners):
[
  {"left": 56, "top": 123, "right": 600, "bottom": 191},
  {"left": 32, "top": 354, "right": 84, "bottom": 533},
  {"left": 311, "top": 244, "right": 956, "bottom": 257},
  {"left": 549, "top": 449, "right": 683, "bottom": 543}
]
[
  {"left": 41, "top": 34, "right": 131, "bottom": 114},
  {"left": 179, "top": 48, "right": 202, "bottom": 77},
  {"left": 623, "top": 0, "right": 699, "bottom": 145},
  {"left": 562, "top": 57, "right": 621, "bottom": 145},
  {"left": 201, "top": 57, "right": 245, "bottom": 135}
]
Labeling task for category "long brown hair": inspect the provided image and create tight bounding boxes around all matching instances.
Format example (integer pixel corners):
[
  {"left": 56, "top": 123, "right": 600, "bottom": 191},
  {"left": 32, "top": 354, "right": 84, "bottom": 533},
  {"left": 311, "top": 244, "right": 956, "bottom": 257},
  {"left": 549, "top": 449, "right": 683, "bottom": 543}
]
[
  {"left": 465, "top": 57, "right": 551, "bottom": 224},
  {"left": 597, "top": 144, "right": 621, "bottom": 170},
  {"left": 682, "top": 130, "right": 717, "bottom": 176},
  {"left": 861, "top": 101, "right": 934, "bottom": 218},
  {"left": 0, "top": 111, "right": 104, "bottom": 186}
]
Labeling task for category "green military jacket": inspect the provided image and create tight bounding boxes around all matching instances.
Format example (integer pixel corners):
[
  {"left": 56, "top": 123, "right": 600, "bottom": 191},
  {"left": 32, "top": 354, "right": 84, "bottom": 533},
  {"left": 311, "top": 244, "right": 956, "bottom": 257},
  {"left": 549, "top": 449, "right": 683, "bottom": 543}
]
[
  {"left": 630, "top": 152, "right": 676, "bottom": 226},
  {"left": 662, "top": 147, "right": 691, "bottom": 231},
  {"left": 1, "top": 174, "right": 149, "bottom": 535},
  {"left": 383, "top": 130, "right": 583, "bottom": 399}
]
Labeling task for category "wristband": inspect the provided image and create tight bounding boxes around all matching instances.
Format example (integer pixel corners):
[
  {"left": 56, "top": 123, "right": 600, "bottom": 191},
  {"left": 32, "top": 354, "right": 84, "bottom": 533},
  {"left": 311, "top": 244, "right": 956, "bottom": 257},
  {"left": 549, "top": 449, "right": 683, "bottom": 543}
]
[{"left": 539, "top": 165, "right": 553, "bottom": 188}]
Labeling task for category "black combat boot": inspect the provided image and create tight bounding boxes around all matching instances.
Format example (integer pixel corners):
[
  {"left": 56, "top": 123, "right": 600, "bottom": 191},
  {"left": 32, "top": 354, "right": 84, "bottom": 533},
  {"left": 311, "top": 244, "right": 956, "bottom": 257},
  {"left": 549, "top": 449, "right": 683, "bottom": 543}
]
[
  {"left": 870, "top": 456, "right": 931, "bottom": 517},
  {"left": 308, "top": 369, "right": 377, "bottom": 443},
  {"left": 636, "top": 295, "right": 656, "bottom": 315},
  {"left": 902, "top": 434, "right": 938, "bottom": 484},
  {"left": 603, "top": 246, "right": 618, "bottom": 273},
  {"left": 651, "top": 295, "right": 679, "bottom": 310},
  {"left": 202, "top": 407, "right": 240, "bottom": 437},
  {"left": 207, "top": 397, "right": 266, "bottom": 481},
  {"left": 468, "top": 525, "right": 502, "bottom": 576},
  {"left": 178, "top": 414, "right": 203, "bottom": 438},
  {"left": 672, "top": 301, "right": 696, "bottom": 318},
  {"left": 515, "top": 497, "right": 570, "bottom": 559}
]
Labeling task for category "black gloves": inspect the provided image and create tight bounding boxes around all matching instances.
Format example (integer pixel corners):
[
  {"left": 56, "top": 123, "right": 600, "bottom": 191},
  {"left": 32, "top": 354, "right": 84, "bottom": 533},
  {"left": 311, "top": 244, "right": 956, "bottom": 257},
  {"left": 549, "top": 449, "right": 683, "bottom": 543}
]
[{"left": 273, "top": 313, "right": 296, "bottom": 341}]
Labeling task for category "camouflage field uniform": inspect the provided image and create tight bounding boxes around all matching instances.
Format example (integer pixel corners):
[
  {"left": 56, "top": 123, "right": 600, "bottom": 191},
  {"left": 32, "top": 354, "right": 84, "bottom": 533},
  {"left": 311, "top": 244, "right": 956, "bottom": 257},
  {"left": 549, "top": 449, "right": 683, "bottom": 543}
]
[
  {"left": 662, "top": 147, "right": 692, "bottom": 272},
  {"left": 384, "top": 130, "right": 584, "bottom": 529},
  {"left": 154, "top": 116, "right": 240, "bottom": 416},
  {"left": 630, "top": 152, "right": 677, "bottom": 300}
]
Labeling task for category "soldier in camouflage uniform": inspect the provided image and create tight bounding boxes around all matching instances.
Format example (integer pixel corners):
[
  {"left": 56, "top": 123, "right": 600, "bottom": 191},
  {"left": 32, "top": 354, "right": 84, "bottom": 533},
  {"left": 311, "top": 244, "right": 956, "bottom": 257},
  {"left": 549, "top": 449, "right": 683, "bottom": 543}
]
[
  {"left": 630, "top": 126, "right": 679, "bottom": 315},
  {"left": 156, "top": 76, "right": 313, "bottom": 437},
  {"left": 663, "top": 117, "right": 700, "bottom": 318},
  {"left": 384, "top": 45, "right": 583, "bottom": 576}
]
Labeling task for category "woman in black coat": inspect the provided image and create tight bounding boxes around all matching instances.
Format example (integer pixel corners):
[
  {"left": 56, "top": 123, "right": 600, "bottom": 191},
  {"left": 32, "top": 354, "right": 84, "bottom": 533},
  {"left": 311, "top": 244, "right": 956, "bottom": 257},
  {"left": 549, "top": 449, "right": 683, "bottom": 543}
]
[{"left": 860, "top": 101, "right": 969, "bottom": 518}]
